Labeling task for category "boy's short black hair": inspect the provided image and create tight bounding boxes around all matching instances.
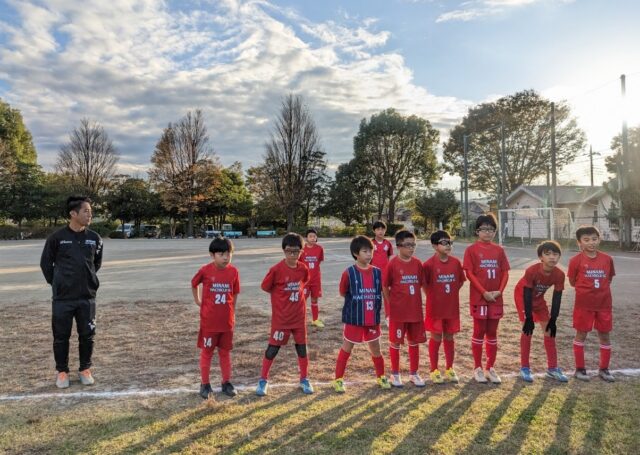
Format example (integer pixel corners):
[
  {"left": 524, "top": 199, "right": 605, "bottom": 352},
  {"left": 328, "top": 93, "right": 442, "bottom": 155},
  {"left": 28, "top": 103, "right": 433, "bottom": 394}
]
[
  {"left": 395, "top": 229, "right": 415, "bottom": 245},
  {"left": 67, "top": 196, "right": 92, "bottom": 214},
  {"left": 306, "top": 228, "right": 318, "bottom": 236},
  {"left": 430, "top": 230, "right": 452, "bottom": 244},
  {"left": 350, "top": 235, "right": 373, "bottom": 260},
  {"left": 537, "top": 240, "right": 561, "bottom": 257},
  {"left": 575, "top": 225, "right": 600, "bottom": 240},
  {"left": 209, "top": 236, "right": 234, "bottom": 254},
  {"left": 372, "top": 220, "right": 387, "bottom": 230},
  {"left": 475, "top": 213, "right": 497, "bottom": 232},
  {"left": 282, "top": 232, "right": 304, "bottom": 250}
]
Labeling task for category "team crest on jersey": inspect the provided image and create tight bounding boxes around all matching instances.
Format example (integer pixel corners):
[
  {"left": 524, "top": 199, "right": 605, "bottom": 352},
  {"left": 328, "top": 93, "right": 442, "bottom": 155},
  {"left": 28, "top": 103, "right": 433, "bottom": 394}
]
[
  {"left": 60, "top": 240, "right": 72, "bottom": 245},
  {"left": 85, "top": 240, "right": 96, "bottom": 246}
]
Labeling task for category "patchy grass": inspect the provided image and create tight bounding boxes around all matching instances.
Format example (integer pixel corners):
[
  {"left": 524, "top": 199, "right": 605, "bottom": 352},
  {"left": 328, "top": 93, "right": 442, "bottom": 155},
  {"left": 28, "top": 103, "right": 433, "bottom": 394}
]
[{"left": 1, "top": 379, "right": 639, "bottom": 454}]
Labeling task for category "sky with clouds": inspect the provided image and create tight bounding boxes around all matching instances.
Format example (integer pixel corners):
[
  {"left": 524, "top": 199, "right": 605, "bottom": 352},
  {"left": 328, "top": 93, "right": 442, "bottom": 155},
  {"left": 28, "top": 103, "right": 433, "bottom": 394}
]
[{"left": 1, "top": 0, "right": 639, "bottom": 189}]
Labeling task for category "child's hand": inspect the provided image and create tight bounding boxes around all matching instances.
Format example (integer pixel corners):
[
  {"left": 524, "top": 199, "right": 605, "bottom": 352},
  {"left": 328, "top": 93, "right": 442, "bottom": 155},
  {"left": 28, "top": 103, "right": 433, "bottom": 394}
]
[
  {"left": 491, "top": 291, "right": 501, "bottom": 300},
  {"left": 483, "top": 291, "right": 496, "bottom": 302},
  {"left": 194, "top": 299, "right": 202, "bottom": 307}
]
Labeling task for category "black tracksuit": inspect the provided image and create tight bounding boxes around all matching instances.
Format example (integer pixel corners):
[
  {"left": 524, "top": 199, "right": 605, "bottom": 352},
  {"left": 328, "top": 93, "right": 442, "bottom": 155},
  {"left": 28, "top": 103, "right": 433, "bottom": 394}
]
[{"left": 40, "top": 226, "right": 103, "bottom": 373}]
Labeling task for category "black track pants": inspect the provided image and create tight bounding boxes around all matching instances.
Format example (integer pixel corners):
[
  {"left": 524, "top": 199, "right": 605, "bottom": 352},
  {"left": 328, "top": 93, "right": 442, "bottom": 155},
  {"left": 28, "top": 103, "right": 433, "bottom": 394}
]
[{"left": 52, "top": 299, "right": 96, "bottom": 373}]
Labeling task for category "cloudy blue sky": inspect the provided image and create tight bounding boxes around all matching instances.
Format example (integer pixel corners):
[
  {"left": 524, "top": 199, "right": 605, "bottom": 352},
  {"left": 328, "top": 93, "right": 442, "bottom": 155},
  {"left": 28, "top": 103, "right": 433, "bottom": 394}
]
[{"left": 1, "top": 0, "right": 639, "bottom": 189}]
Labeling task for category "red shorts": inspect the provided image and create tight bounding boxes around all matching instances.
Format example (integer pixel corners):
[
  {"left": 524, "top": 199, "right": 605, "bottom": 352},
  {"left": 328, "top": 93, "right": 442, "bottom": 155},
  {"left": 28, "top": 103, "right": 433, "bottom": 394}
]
[
  {"left": 269, "top": 326, "right": 307, "bottom": 346},
  {"left": 197, "top": 329, "right": 233, "bottom": 351},
  {"left": 388, "top": 320, "right": 427, "bottom": 344},
  {"left": 424, "top": 316, "right": 461, "bottom": 334},
  {"left": 305, "top": 283, "right": 322, "bottom": 300},
  {"left": 573, "top": 308, "right": 612, "bottom": 333},
  {"left": 343, "top": 324, "right": 381, "bottom": 344},
  {"left": 514, "top": 294, "right": 550, "bottom": 323},
  {"left": 470, "top": 304, "right": 503, "bottom": 320}
]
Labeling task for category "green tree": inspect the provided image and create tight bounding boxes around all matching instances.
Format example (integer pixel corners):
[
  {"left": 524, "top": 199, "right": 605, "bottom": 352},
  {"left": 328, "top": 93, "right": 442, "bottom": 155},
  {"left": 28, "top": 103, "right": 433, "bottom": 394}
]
[
  {"left": 320, "top": 159, "right": 375, "bottom": 225},
  {"left": 199, "top": 162, "right": 252, "bottom": 228},
  {"left": 105, "top": 177, "right": 162, "bottom": 235},
  {"left": 354, "top": 108, "right": 439, "bottom": 222},
  {"left": 0, "top": 162, "right": 44, "bottom": 229},
  {"left": 443, "top": 90, "right": 586, "bottom": 197},
  {"left": 0, "top": 98, "right": 37, "bottom": 166},
  {"left": 246, "top": 164, "right": 284, "bottom": 230},
  {"left": 40, "top": 173, "right": 78, "bottom": 226},
  {"left": 414, "top": 189, "right": 460, "bottom": 233}
]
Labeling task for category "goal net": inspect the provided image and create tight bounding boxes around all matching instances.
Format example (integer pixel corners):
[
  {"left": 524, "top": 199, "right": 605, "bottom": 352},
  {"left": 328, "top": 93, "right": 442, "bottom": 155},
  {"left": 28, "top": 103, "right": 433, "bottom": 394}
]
[{"left": 498, "top": 208, "right": 574, "bottom": 247}]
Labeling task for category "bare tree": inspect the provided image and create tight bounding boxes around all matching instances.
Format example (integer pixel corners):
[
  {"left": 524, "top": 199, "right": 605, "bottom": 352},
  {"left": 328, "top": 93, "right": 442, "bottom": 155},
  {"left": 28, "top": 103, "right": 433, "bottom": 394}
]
[
  {"left": 56, "top": 118, "right": 119, "bottom": 196},
  {"left": 149, "top": 110, "right": 218, "bottom": 237},
  {"left": 263, "top": 94, "right": 326, "bottom": 231}
]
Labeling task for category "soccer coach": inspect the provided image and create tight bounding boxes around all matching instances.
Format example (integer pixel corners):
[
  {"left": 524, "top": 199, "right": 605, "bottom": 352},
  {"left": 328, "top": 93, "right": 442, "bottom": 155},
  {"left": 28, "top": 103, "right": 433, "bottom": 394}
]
[{"left": 40, "top": 196, "right": 103, "bottom": 388}]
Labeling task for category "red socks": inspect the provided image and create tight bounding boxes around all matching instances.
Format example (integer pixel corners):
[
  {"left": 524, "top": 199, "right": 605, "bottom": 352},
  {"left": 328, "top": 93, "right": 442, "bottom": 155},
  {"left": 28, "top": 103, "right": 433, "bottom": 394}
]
[
  {"left": 311, "top": 302, "right": 319, "bottom": 321},
  {"left": 389, "top": 346, "right": 400, "bottom": 373},
  {"left": 443, "top": 339, "right": 455, "bottom": 370},
  {"left": 199, "top": 348, "right": 214, "bottom": 384},
  {"left": 520, "top": 333, "right": 532, "bottom": 368},
  {"left": 261, "top": 357, "right": 274, "bottom": 380},
  {"left": 428, "top": 338, "right": 441, "bottom": 372},
  {"left": 408, "top": 344, "right": 420, "bottom": 374},
  {"left": 544, "top": 336, "right": 558, "bottom": 369},
  {"left": 600, "top": 344, "right": 611, "bottom": 370},
  {"left": 297, "top": 355, "right": 309, "bottom": 380},
  {"left": 573, "top": 340, "right": 585, "bottom": 370},
  {"left": 372, "top": 355, "right": 385, "bottom": 377},
  {"left": 471, "top": 337, "right": 483, "bottom": 369},
  {"left": 218, "top": 348, "right": 231, "bottom": 383},
  {"left": 485, "top": 339, "right": 497, "bottom": 369},
  {"left": 335, "top": 349, "right": 350, "bottom": 379}
]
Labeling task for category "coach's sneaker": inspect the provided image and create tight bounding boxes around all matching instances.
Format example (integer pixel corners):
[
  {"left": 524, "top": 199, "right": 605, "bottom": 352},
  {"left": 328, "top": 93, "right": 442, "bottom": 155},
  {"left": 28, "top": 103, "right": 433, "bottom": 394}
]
[
  {"left": 487, "top": 368, "right": 502, "bottom": 384},
  {"left": 445, "top": 368, "right": 459, "bottom": 383},
  {"left": 546, "top": 368, "right": 569, "bottom": 383},
  {"left": 256, "top": 379, "right": 269, "bottom": 396},
  {"left": 55, "top": 372, "right": 69, "bottom": 389},
  {"left": 311, "top": 319, "right": 325, "bottom": 328},
  {"left": 520, "top": 367, "right": 534, "bottom": 383},
  {"left": 574, "top": 368, "right": 590, "bottom": 382},
  {"left": 333, "top": 378, "right": 346, "bottom": 393},
  {"left": 598, "top": 368, "right": 615, "bottom": 382},
  {"left": 409, "top": 373, "right": 426, "bottom": 387},
  {"left": 78, "top": 369, "right": 95, "bottom": 386},
  {"left": 199, "top": 383, "right": 213, "bottom": 400},
  {"left": 473, "top": 367, "right": 488, "bottom": 383},
  {"left": 221, "top": 381, "right": 238, "bottom": 397},
  {"left": 430, "top": 370, "right": 444, "bottom": 385},
  {"left": 377, "top": 376, "right": 391, "bottom": 390},
  {"left": 390, "top": 373, "right": 404, "bottom": 387},
  {"left": 300, "top": 378, "right": 314, "bottom": 394}
]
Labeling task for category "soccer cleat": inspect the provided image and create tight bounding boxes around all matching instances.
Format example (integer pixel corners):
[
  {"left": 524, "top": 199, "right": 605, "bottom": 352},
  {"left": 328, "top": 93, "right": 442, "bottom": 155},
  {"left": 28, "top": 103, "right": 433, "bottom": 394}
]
[
  {"left": 473, "top": 367, "right": 488, "bottom": 384},
  {"left": 520, "top": 367, "right": 534, "bottom": 383},
  {"left": 56, "top": 372, "right": 69, "bottom": 389},
  {"left": 546, "top": 368, "right": 569, "bottom": 383},
  {"left": 390, "top": 373, "right": 403, "bottom": 387},
  {"left": 333, "top": 378, "right": 346, "bottom": 393},
  {"left": 444, "top": 368, "right": 459, "bottom": 383},
  {"left": 598, "top": 369, "right": 615, "bottom": 382},
  {"left": 574, "top": 368, "right": 590, "bottom": 382},
  {"left": 256, "top": 378, "right": 269, "bottom": 396},
  {"left": 78, "top": 369, "right": 95, "bottom": 386},
  {"left": 311, "top": 319, "right": 325, "bottom": 328},
  {"left": 199, "top": 383, "right": 214, "bottom": 400},
  {"left": 430, "top": 370, "right": 444, "bottom": 385},
  {"left": 300, "top": 378, "right": 314, "bottom": 394},
  {"left": 409, "top": 373, "right": 426, "bottom": 387},
  {"left": 221, "top": 381, "right": 238, "bottom": 397},
  {"left": 377, "top": 376, "right": 391, "bottom": 389},
  {"left": 487, "top": 368, "right": 502, "bottom": 384}
]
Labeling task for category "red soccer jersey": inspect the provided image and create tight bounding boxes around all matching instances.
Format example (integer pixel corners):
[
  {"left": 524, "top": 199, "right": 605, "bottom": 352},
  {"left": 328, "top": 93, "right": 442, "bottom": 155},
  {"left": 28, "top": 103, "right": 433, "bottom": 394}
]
[
  {"left": 191, "top": 263, "right": 240, "bottom": 332},
  {"left": 300, "top": 243, "right": 324, "bottom": 284},
  {"left": 383, "top": 256, "right": 424, "bottom": 322},
  {"left": 423, "top": 255, "right": 466, "bottom": 320},
  {"left": 339, "top": 265, "right": 377, "bottom": 326},
  {"left": 371, "top": 238, "right": 393, "bottom": 270},
  {"left": 567, "top": 251, "right": 615, "bottom": 311},
  {"left": 261, "top": 260, "right": 310, "bottom": 328},
  {"left": 463, "top": 241, "right": 510, "bottom": 306},
  {"left": 515, "top": 263, "right": 565, "bottom": 309}
]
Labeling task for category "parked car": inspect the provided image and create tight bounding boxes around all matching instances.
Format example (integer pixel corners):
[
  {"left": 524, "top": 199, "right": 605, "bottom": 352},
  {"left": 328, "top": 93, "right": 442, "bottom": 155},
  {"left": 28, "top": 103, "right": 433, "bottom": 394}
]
[
  {"left": 222, "top": 223, "right": 242, "bottom": 238},
  {"left": 115, "top": 223, "right": 134, "bottom": 238},
  {"left": 142, "top": 225, "right": 160, "bottom": 238},
  {"left": 203, "top": 224, "right": 221, "bottom": 238}
]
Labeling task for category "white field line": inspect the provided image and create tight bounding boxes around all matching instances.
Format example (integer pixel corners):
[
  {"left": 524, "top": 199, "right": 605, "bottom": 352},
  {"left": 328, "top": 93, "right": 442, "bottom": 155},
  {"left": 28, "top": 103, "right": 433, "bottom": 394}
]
[{"left": 2, "top": 368, "right": 640, "bottom": 402}]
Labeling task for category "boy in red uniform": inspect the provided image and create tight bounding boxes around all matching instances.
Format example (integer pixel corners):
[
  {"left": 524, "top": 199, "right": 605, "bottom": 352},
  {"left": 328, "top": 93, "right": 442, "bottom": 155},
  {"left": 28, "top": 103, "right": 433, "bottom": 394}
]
[
  {"left": 423, "top": 230, "right": 466, "bottom": 384},
  {"left": 300, "top": 228, "right": 325, "bottom": 328},
  {"left": 332, "top": 235, "right": 390, "bottom": 393},
  {"left": 568, "top": 226, "right": 616, "bottom": 382},
  {"left": 191, "top": 237, "right": 240, "bottom": 399},
  {"left": 256, "top": 233, "right": 313, "bottom": 396},
  {"left": 463, "top": 214, "right": 510, "bottom": 384},
  {"left": 514, "top": 240, "right": 568, "bottom": 383},
  {"left": 383, "top": 230, "right": 426, "bottom": 387},
  {"left": 371, "top": 220, "right": 394, "bottom": 272}
]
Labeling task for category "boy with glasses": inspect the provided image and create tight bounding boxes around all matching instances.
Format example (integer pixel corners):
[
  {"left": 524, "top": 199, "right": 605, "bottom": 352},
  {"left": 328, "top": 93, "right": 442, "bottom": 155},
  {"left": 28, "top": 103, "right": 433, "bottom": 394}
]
[
  {"left": 300, "top": 228, "right": 325, "bottom": 328},
  {"left": 382, "top": 230, "right": 426, "bottom": 387},
  {"left": 422, "top": 230, "right": 466, "bottom": 384},
  {"left": 256, "top": 233, "right": 313, "bottom": 396},
  {"left": 463, "top": 214, "right": 510, "bottom": 384}
]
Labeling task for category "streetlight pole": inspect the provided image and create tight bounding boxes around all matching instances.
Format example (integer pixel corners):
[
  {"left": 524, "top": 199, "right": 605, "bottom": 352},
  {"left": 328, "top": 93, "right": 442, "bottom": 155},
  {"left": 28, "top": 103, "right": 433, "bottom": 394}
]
[{"left": 463, "top": 134, "right": 470, "bottom": 237}]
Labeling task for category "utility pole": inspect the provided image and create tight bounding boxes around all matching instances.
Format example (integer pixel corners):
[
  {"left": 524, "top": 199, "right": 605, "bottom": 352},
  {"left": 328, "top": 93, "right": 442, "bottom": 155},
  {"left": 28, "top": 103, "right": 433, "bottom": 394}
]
[
  {"left": 463, "top": 134, "right": 470, "bottom": 237},
  {"left": 620, "top": 74, "right": 631, "bottom": 248},
  {"left": 500, "top": 122, "right": 506, "bottom": 211},
  {"left": 590, "top": 145, "right": 594, "bottom": 187},
  {"left": 551, "top": 102, "right": 557, "bottom": 208}
]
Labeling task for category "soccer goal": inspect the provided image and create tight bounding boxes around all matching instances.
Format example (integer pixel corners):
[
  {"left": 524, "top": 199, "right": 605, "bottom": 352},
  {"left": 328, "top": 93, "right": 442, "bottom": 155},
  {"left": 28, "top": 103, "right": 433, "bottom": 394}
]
[{"left": 498, "top": 207, "right": 574, "bottom": 247}]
